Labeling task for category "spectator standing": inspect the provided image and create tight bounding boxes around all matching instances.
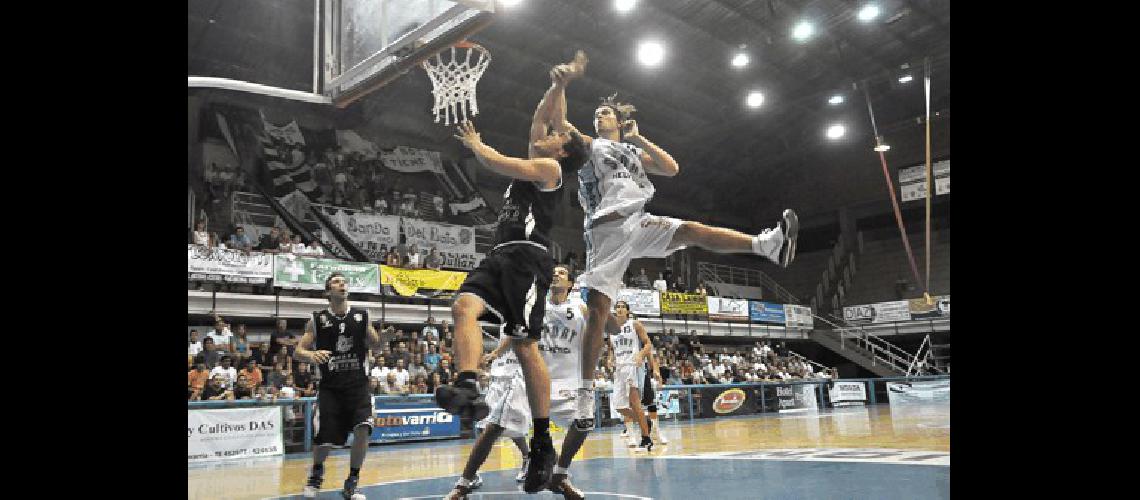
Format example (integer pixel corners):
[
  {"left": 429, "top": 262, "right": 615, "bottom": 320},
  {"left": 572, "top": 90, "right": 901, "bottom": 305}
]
[
  {"left": 653, "top": 272, "right": 668, "bottom": 293},
  {"left": 231, "top": 324, "right": 251, "bottom": 363},
  {"left": 266, "top": 319, "right": 297, "bottom": 365},
  {"left": 207, "top": 319, "right": 233, "bottom": 353}
]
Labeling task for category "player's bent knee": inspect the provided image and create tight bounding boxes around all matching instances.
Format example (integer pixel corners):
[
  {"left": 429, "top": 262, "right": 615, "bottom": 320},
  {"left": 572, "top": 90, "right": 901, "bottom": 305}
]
[{"left": 452, "top": 295, "right": 484, "bottom": 320}]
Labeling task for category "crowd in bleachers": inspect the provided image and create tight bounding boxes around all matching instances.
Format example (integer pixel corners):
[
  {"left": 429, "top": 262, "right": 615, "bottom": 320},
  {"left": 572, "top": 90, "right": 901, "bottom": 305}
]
[{"left": 188, "top": 315, "right": 835, "bottom": 401}]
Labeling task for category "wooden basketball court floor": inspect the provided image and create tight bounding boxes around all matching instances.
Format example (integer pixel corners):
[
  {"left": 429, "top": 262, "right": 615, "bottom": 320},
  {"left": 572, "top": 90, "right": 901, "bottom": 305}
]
[{"left": 188, "top": 402, "right": 949, "bottom": 499}]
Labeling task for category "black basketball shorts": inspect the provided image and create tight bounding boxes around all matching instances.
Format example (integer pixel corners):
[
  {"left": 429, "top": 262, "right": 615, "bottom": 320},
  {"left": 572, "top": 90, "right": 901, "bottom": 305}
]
[
  {"left": 456, "top": 243, "right": 554, "bottom": 341},
  {"left": 313, "top": 381, "right": 373, "bottom": 447},
  {"left": 641, "top": 366, "right": 656, "bottom": 406}
]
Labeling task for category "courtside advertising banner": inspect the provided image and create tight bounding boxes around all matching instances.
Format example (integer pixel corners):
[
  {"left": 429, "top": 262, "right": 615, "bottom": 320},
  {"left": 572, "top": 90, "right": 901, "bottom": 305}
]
[
  {"left": 908, "top": 295, "right": 950, "bottom": 320},
  {"left": 187, "top": 407, "right": 283, "bottom": 462},
  {"left": 749, "top": 301, "right": 787, "bottom": 324},
  {"left": 886, "top": 380, "right": 951, "bottom": 405},
  {"left": 657, "top": 389, "right": 681, "bottom": 416},
  {"left": 707, "top": 296, "right": 749, "bottom": 322},
  {"left": 273, "top": 255, "right": 380, "bottom": 293},
  {"left": 843, "top": 300, "right": 913, "bottom": 324},
  {"left": 828, "top": 381, "right": 868, "bottom": 407},
  {"left": 379, "top": 265, "right": 468, "bottom": 297},
  {"left": 617, "top": 288, "right": 661, "bottom": 317},
  {"left": 188, "top": 245, "right": 274, "bottom": 283},
  {"left": 776, "top": 384, "right": 819, "bottom": 413},
  {"left": 370, "top": 398, "right": 461, "bottom": 443},
  {"left": 784, "top": 304, "right": 815, "bottom": 329},
  {"left": 699, "top": 387, "right": 757, "bottom": 417},
  {"left": 660, "top": 292, "right": 709, "bottom": 315}
]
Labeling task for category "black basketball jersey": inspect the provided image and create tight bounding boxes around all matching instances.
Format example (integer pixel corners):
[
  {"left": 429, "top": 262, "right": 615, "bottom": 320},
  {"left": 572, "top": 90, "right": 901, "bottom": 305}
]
[
  {"left": 312, "top": 307, "right": 369, "bottom": 388},
  {"left": 493, "top": 178, "right": 561, "bottom": 248}
]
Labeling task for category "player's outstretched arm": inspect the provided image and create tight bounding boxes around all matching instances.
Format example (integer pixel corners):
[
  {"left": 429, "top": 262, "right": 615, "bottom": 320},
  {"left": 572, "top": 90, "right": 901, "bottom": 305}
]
[
  {"left": 623, "top": 120, "right": 680, "bottom": 177},
  {"left": 531, "top": 50, "right": 589, "bottom": 146},
  {"left": 455, "top": 121, "right": 561, "bottom": 187}
]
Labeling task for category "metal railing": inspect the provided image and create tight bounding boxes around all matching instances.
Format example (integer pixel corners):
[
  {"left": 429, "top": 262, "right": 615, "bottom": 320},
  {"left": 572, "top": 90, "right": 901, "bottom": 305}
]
[
  {"left": 810, "top": 313, "right": 917, "bottom": 373},
  {"left": 697, "top": 262, "right": 798, "bottom": 303}
]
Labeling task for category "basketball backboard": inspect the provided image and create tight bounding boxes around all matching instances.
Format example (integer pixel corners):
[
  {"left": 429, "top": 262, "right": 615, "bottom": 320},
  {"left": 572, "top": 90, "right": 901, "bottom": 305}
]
[{"left": 188, "top": 0, "right": 495, "bottom": 108}]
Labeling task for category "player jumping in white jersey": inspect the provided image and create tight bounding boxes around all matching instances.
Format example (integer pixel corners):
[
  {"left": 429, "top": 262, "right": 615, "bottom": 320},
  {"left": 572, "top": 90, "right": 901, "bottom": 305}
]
[
  {"left": 542, "top": 51, "right": 800, "bottom": 422},
  {"left": 445, "top": 264, "right": 596, "bottom": 500},
  {"left": 606, "top": 300, "right": 657, "bottom": 451}
]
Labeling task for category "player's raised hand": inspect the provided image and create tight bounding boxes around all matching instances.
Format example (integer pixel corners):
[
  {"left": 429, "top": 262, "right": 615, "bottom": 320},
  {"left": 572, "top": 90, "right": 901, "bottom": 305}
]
[
  {"left": 567, "top": 50, "right": 588, "bottom": 78},
  {"left": 453, "top": 121, "right": 483, "bottom": 149},
  {"left": 621, "top": 119, "right": 642, "bottom": 141},
  {"left": 550, "top": 50, "right": 588, "bottom": 85}
]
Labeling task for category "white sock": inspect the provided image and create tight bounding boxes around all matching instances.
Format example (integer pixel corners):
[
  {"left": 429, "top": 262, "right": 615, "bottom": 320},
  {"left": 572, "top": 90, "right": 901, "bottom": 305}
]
[
  {"left": 751, "top": 226, "right": 785, "bottom": 260},
  {"left": 457, "top": 476, "right": 475, "bottom": 487},
  {"left": 553, "top": 465, "right": 570, "bottom": 475}
]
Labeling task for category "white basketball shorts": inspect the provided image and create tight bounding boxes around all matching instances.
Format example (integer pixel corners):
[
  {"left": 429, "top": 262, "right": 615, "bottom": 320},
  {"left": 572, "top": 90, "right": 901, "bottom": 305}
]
[{"left": 578, "top": 211, "right": 685, "bottom": 302}]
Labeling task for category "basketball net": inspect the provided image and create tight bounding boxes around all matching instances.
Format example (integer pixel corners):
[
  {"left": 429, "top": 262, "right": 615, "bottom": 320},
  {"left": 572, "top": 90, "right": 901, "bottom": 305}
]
[{"left": 422, "top": 42, "right": 491, "bottom": 126}]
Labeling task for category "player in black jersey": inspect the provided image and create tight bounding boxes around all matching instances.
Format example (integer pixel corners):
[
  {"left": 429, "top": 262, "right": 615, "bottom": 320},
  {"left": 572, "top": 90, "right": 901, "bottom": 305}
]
[
  {"left": 640, "top": 347, "right": 669, "bottom": 445},
  {"left": 436, "top": 51, "right": 591, "bottom": 497},
  {"left": 296, "top": 273, "right": 387, "bottom": 500}
]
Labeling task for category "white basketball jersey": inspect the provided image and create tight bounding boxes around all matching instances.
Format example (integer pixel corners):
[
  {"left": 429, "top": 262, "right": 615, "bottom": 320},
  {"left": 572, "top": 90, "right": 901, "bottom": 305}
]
[
  {"left": 610, "top": 318, "right": 641, "bottom": 366},
  {"left": 489, "top": 335, "right": 522, "bottom": 378},
  {"left": 577, "top": 137, "right": 655, "bottom": 223},
  {"left": 540, "top": 296, "right": 587, "bottom": 383}
]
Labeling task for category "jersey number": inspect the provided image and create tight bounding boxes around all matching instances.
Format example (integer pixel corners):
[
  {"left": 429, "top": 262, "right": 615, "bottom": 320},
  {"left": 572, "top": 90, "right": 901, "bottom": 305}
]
[{"left": 339, "top": 323, "right": 345, "bottom": 334}]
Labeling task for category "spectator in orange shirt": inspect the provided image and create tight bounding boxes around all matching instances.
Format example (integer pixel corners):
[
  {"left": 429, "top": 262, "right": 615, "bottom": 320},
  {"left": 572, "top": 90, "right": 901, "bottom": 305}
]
[
  {"left": 188, "top": 361, "right": 210, "bottom": 399},
  {"left": 240, "top": 358, "right": 263, "bottom": 388}
]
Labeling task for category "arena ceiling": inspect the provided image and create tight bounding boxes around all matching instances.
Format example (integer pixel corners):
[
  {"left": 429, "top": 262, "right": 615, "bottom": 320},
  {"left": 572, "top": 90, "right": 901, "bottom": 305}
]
[{"left": 189, "top": 0, "right": 950, "bottom": 230}]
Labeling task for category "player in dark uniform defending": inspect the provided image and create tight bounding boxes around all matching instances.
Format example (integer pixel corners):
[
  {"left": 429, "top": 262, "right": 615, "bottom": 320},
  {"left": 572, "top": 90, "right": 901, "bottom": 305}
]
[
  {"left": 434, "top": 51, "right": 591, "bottom": 495},
  {"left": 296, "top": 273, "right": 386, "bottom": 500}
]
